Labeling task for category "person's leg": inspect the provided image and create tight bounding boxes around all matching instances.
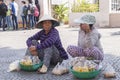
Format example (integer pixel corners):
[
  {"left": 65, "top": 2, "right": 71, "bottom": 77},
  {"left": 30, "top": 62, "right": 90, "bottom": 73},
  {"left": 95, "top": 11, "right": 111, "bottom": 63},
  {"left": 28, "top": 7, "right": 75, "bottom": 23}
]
[
  {"left": 2, "top": 16, "right": 6, "bottom": 31},
  {"left": 0, "top": 16, "right": 2, "bottom": 28},
  {"left": 29, "top": 14, "right": 32, "bottom": 28},
  {"left": 12, "top": 14, "right": 15, "bottom": 30},
  {"left": 67, "top": 45, "right": 84, "bottom": 57},
  {"left": 43, "top": 47, "right": 53, "bottom": 68},
  {"left": 14, "top": 15, "right": 18, "bottom": 30},
  {"left": 31, "top": 15, "right": 34, "bottom": 28},
  {"left": 34, "top": 16, "right": 36, "bottom": 25},
  {"left": 38, "top": 46, "right": 54, "bottom": 73},
  {"left": 9, "top": 16, "right": 12, "bottom": 29},
  {"left": 50, "top": 46, "right": 63, "bottom": 65},
  {"left": 6, "top": 16, "right": 9, "bottom": 29},
  {"left": 24, "top": 15, "right": 28, "bottom": 29},
  {"left": 28, "top": 15, "right": 30, "bottom": 28},
  {"left": 83, "top": 47, "right": 104, "bottom": 60},
  {"left": 21, "top": 16, "right": 25, "bottom": 29},
  {"left": 7, "top": 16, "right": 11, "bottom": 30},
  {"left": 0, "top": 16, "right": 4, "bottom": 30}
]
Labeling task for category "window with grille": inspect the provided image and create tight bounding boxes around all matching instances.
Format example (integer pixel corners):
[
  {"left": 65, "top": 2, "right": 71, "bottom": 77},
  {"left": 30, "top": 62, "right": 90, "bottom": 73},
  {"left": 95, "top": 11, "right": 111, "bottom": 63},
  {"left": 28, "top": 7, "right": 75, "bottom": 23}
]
[{"left": 111, "top": 0, "right": 120, "bottom": 12}]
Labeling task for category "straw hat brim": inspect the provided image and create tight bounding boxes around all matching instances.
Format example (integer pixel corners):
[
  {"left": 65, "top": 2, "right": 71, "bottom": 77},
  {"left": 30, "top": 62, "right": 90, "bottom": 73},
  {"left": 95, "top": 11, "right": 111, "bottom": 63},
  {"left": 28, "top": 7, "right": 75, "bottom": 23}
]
[
  {"left": 36, "top": 20, "right": 60, "bottom": 28},
  {"left": 36, "top": 15, "right": 60, "bottom": 28}
]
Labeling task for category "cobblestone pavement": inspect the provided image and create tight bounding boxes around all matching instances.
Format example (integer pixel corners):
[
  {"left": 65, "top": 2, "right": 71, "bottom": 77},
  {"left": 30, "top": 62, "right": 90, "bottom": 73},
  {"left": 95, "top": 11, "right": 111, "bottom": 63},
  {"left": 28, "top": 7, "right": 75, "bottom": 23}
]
[{"left": 0, "top": 26, "right": 120, "bottom": 80}]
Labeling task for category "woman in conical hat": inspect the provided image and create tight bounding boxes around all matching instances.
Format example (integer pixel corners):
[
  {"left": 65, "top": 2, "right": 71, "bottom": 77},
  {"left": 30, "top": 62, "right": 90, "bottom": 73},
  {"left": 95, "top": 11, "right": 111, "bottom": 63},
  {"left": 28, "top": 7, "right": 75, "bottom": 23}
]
[
  {"left": 67, "top": 14, "right": 104, "bottom": 61},
  {"left": 25, "top": 14, "right": 68, "bottom": 73}
]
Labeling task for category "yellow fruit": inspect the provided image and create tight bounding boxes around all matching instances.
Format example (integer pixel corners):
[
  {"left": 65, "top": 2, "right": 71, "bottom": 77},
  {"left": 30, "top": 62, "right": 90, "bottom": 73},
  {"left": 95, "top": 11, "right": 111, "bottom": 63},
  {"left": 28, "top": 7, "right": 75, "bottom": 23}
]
[
  {"left": 73, "top": 66, "right": 90, "bottom": 72},
  {"left": 20, "top": 59, "right": 33, "bottom": 66},
  {"left": 89, "top": 67, "right": 95, "bottom": 72},
  {"left": 73, "top": 66, "right": 80, "bottom": 72},
  {"left": 81, "top": 67, "right": 89, "bottom": 72}
]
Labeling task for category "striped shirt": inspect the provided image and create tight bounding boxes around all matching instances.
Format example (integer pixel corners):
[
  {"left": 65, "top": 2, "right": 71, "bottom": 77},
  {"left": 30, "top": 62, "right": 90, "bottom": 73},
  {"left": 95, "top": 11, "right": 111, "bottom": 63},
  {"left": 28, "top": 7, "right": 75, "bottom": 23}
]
[{"left": 26, "top": 28, "right": 68, "bottom": 59}]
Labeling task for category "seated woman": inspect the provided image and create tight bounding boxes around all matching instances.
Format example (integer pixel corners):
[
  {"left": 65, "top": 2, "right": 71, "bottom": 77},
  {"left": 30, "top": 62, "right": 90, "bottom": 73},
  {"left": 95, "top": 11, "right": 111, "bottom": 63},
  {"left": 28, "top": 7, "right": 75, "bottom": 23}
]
[
  {"left": 67, "top": 15, "right": 104, "bottom": 61},
  {"left": 25, "top": 15, "right": 68, "bottom": 73}
]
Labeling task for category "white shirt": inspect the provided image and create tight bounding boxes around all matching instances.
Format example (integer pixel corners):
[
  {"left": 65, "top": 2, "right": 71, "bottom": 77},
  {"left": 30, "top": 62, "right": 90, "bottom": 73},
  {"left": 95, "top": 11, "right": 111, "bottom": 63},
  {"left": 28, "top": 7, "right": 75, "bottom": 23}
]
[
  {"left": 78, "top": 28, "right": 103, "bottom": 52},
  {"left": 11, "top": 2, "right": 18, "bottom": 16}
]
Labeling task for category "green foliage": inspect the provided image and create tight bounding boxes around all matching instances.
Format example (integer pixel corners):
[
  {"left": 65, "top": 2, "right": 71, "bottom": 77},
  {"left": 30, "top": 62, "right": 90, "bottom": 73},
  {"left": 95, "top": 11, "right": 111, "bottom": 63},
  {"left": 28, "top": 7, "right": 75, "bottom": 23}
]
[
  {"left": 63, "top": 16, "right": 69, "bottom": 24},
  {"left": 71, "top": 0, "right": 99, "bottom": 12},
  {"left": 52, "top": 3, "right": 69, "bottom": 22}
]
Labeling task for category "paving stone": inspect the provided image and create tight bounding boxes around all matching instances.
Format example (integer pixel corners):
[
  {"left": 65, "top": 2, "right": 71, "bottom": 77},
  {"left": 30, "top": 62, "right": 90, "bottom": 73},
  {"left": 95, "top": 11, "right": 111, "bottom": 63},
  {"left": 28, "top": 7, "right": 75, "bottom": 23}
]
[{"left": 0, "top": 27, "right": 120, "bottom": 80}]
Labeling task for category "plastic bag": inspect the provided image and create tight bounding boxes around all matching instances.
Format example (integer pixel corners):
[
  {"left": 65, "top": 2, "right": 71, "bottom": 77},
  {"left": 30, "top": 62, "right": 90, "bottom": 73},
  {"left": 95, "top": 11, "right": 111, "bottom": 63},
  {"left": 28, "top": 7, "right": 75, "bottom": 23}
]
[
  {"left": 20, "top": 56, "right": 41, "bottom": 65},
  {"left": 8, "top": 60, "right": 20, "bottom": 72},
  {"left": 70, "top": 57, "right": 100, "bottom": 72},
  {"left": 70, "top": 57, "right": 86, "bottom": 66},
  {"left": 103, "top": 63, "right": 116, "bottom": 78},
  {"left": 52, "top": 62, "right": 61, "bottom": 75},
  {"left": 32, "top": 56, "right": 41, "bottom": 64},
  {"left": 52, "top": 60, "right": 69, "bottom": 75}
]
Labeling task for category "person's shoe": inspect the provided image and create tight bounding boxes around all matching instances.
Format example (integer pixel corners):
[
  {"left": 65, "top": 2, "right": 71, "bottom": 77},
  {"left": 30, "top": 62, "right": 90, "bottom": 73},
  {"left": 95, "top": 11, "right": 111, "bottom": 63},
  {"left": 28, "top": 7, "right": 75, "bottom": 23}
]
[{"left": 37, "top": 64, "right": 48, "bottom": 74}]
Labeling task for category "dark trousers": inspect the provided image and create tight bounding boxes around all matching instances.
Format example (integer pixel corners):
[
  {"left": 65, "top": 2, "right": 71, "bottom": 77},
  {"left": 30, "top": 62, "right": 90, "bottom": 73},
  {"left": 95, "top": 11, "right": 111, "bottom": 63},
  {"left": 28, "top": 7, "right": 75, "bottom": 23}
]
[
  {"left": 28, "top": 14, "right": 34, "bottom": 28},
  {"left": 0, "top": 15, "right": 6, "bottom": 31},
  {"left": 12, "top": 14, "right": 18, "bottom": 30},
  {"left": 21, "top": 15, "right": 27, "bottom": 28}
]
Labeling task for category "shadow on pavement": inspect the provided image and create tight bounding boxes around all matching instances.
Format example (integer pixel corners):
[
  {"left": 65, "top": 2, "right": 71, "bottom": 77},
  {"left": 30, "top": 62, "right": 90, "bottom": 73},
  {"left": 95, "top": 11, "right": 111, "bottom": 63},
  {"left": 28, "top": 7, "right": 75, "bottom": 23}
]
[{"left": 111, "top": 31, "right": 120, "bottom": 36}]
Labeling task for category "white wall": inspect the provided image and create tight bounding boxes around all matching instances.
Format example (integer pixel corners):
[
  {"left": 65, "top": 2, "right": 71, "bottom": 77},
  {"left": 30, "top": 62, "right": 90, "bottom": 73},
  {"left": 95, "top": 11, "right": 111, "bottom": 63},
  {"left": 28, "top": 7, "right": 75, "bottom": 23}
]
[
  {"left": 43, "top": 0, "right": 49, "bottom": 15},
  {"left": 110, "top": 13, "right": 120, "bottom": 27},
  {"left": 99, "top": 0, "right": 109, "bottom": 27}
]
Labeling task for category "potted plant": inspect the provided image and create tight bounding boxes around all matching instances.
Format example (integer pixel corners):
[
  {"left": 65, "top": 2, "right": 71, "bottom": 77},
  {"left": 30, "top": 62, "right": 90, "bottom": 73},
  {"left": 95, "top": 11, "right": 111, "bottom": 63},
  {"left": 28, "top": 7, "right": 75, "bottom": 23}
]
[{"left": 52, "top": 3, "right": 69, "bottom": 24}]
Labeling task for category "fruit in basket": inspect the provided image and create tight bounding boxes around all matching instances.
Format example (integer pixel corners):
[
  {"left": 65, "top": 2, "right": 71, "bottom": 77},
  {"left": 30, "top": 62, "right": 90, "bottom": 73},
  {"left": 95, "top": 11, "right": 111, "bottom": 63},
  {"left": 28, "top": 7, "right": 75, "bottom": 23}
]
[
  {"left": 73, "top": 66, "right": 80, "bottom": 72},
  {"left": 73, "top": 66, "right": 89, "bottom": 72},
  {"left": 70, "top": 66, "right": 101, "bottom": 79},
  {"left": 89, "top": 67, "right": 95, "bottom": 72},
  {"left": 20, "top": 56, "right": 41, "bottom": 66},
  {"left": 82, "top": 66, "right": 89, "bottom": 72},
  {"left": 20, "top": 59, "right": 32, "bottom": 66},
  {"left": 19, "top": 56, "right": 42, "bottom": 71}
]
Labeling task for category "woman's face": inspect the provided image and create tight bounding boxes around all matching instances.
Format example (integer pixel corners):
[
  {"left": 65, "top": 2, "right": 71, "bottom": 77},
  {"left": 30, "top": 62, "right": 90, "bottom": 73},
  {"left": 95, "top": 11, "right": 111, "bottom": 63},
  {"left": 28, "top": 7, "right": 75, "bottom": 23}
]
[
  {"left": 80, "top": 23, "right": 90, "bottom": 31},
  {"left": 42, "top": 20, "right": 52, "bottom": 31}
]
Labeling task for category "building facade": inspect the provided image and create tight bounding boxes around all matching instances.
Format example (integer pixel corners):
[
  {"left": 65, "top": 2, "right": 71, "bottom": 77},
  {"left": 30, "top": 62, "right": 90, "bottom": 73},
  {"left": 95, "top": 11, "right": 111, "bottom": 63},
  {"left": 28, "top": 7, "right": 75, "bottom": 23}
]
[{"left": 69, "top": 0, "right": 120, "bottom": 28}]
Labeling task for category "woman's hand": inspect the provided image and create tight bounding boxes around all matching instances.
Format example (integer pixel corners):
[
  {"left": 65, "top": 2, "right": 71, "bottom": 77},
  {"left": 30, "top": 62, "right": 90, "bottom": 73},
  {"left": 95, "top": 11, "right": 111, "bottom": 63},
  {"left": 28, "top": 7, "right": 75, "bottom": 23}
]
[
  {"left": 85, "top": 29, "right": 91, "bottom": 33},
  {"left": 31, "top": 50, "right": 38, "bottom": 56},
  {"left": 29, "top": 46, "right": 38, "bottom": 56},
  {"left": 80, "top": 24, "right": 91, "bottom": 33},
  {"left": 29, "top": 46, "right": 36, "bottom": 51}
]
